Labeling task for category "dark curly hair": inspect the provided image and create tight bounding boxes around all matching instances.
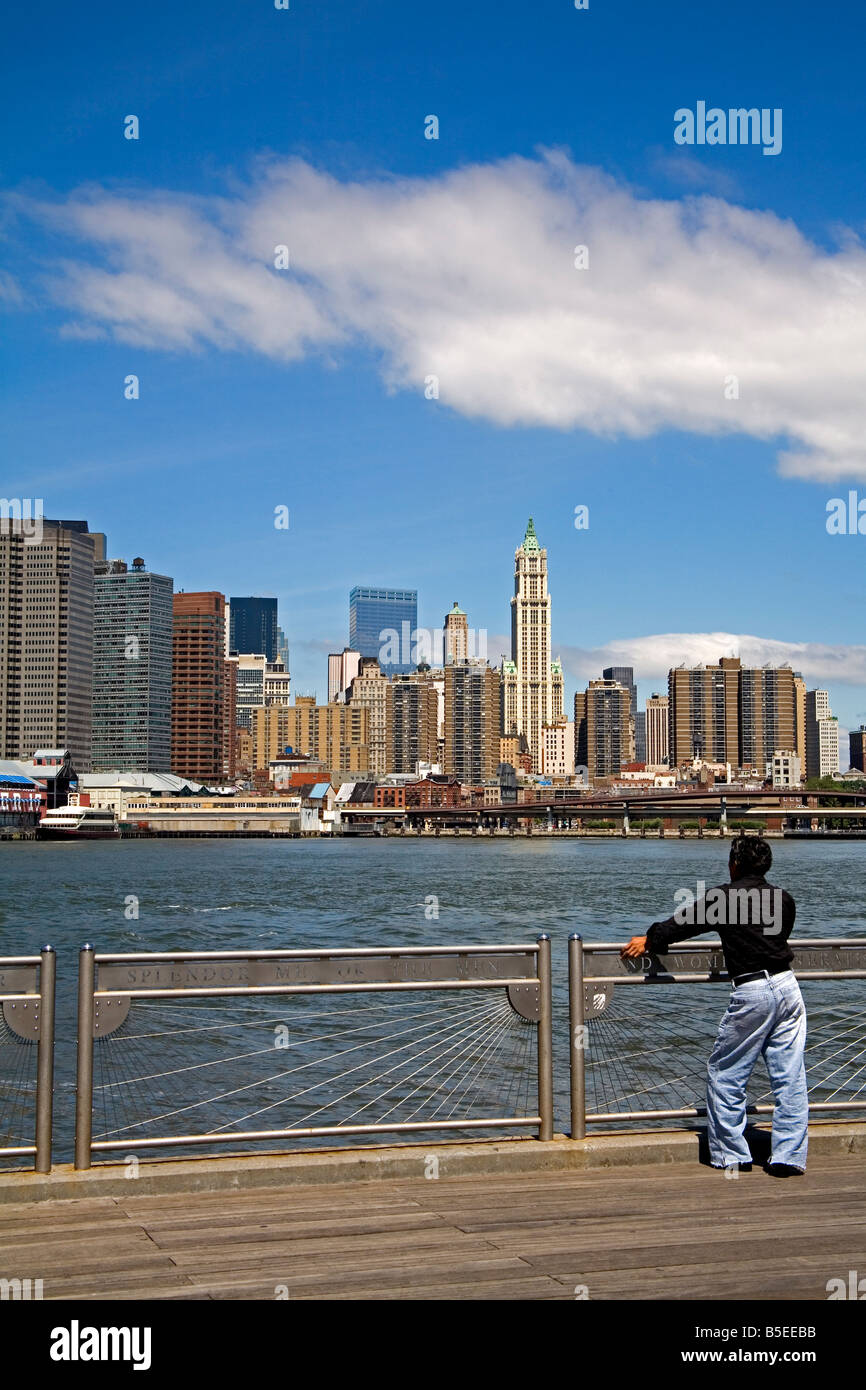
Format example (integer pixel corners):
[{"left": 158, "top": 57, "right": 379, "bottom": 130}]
[{"left": 729, "top": 834, "right": 772, "bottom": 878}]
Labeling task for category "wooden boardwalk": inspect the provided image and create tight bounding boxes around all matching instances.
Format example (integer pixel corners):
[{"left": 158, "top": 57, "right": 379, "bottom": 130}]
[{"left": 3, "top": 1151, "right": 865, "bottom": 1300}]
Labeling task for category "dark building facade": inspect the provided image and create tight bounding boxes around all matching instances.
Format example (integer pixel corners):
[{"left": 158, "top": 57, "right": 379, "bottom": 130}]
[{"left": 229, "top": 597, "right": 278, "bottom": 662}]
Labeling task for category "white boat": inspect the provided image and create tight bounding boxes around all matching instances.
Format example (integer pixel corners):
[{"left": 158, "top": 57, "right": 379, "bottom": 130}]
[{"left": 37, "top": 805, "right": 120, "bottom": 840}]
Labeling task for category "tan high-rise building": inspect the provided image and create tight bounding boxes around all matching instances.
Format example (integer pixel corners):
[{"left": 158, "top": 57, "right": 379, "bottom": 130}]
[
  {"left": 501, "top": 518, "right": 563, "bottom": 772},
  {"left": 542, "top": 717, "right": 575, "bottom": 777},
  {"left": 646, "top": 693, "right": 670, "bottom": 767},
  {"left": 444, "top": 661, "right": 501, "bottom": 783},
  {"left": 391, "top": 672, "right": 439, "bottom": 773},
  {"left": 574, "top": 680, "right": 632, "bottom": 783},
  {"left": 253, "top": 699, "right": 369, "bottom": 774},
  {"left": 444, "top": 603, "right": 468, "bottom": 664},
  {"left": 348, "top": 658, "right": 393, "bottom": 776},
  {"left": 739, "top": 666, "right": 797, "bottom": 770},
  {"left": 668, "top": 657, "right": 742, "bottom": 768},
  {"left": 668, "top": 656, "right": 797, "bottom": 772},
  {"left": 328, "top": 648, "right": 361, "bottom": 703},
  {"left": 171, "top": 592, "right": 231, "bottom": 782},
  {"left": 793, "top": 674, "right": 807, "bottom": 769},
  {"left": 0, "top": 518, "right": 103, "bottom": 768}
]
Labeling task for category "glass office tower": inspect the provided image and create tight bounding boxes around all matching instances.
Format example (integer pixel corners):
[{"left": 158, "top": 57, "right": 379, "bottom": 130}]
[
  {"left": 93, "top": 558, "right": 173, "bottom": 771},
  {"left": 229, "top": 597, "right": 278, "bottom": 661},
  {"left": 348, "top": 587, "right": 418, "bottom": 676}
]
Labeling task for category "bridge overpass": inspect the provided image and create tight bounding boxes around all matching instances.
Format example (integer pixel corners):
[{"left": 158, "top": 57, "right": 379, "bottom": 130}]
[{"left": 338, "top": 786, "right": 866, "bottom": 833}]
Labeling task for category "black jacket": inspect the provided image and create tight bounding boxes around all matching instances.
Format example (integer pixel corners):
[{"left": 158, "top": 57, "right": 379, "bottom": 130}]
[{"left": 645, "top": 874, "right": 796, "bottom": 980}]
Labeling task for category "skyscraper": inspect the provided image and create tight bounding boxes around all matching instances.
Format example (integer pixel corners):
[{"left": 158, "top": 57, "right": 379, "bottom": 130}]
[
  {"left": 849, "top": 726, "right": 866, "bottom": 774},
  {"left": 668, "top": 657, "right": 797, "bottom": 771},
  {"left": 645, "top": 694, "right": 669, "bottom": 767},
  {"left": 805, "top": 689, "right": 840, "bottom": 779},
  {"left": 602, "top": 666, "right": 637, "bottom": 717},
  {"left": 232, "top": 654, "right": 291, "bottom": 732},
  {"left": 172, "top": 592, "right": 231, "bottom": 782},
  {"left": 392, "top": 672, "right": 439, "bottom": 773},
  {"left": 348, "top": 587, "right": 418, "bottom": 676},
  {"left": 739, "top": 666, "right": 797, "bottom": 769},
  {"left": 541, "top": 718, "right": 575, "bottom": 777},
  {"left": 229, "top": 597, "right": 278, "bottom": 662},
  {"left": 0, "top": 518, "right": 103, "bottom": 769},
  {"left": 328, "top": 648, "right": 361, "bottom": 703},
  {"left": 634, "top": 711, "right": 647, "bottom": 763},
  {"left": 603, "top": 665, "right": 638, "bottom": 762},
  {"left": 348, "top": 658, "right": 394, "bottom": 775},
  {"left": 793, "top": 674, "right": 807, "bottom": 770},
  {"left": 574, "top": 679, "right": 632, "bottom": 783},
  {"left": 444, "top": 661, "right": 501, "bottom": 783},
  {"left": 92, "top": 557, "right": 173, "bottom": 772},
  {"left": 444, "top": 602, "right": 468, "bottom": 664},
  {"left": 668, "top": 657, "right": 743, "bottom": 767},
  {"left": 501, "top": 519, "right": 563, "bottom": 772},
  {"left": 253, "top": 700, "right": 369, "bottom": 774},
  {"left": 276, "top": 624, "right": 290, "bottom": 673}
]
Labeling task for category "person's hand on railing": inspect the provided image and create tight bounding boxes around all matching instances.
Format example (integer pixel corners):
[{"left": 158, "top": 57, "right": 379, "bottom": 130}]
[{"left": 621, "top": 935, "right": 647, "bottom": 960}]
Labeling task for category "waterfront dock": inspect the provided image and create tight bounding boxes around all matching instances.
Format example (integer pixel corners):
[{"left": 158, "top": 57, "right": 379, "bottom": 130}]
[{"left": 3, "top": 1126, "right": 865, "bottom": 1300}]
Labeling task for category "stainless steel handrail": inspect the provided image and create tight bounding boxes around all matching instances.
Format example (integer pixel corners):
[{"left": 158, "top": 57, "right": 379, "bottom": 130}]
[
  {"left": 569, "top": 934, "right": 866, "bottom": 1137},
  {"left": 75, "top": 937, "right": 554, "bottom": 1169},
  {"left": 0, "top": 947, "right": 55, "bottom": 1171}
]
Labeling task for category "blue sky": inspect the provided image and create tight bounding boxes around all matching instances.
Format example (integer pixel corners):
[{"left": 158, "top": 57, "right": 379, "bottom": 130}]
[{"left": 3, "top": 0, "right": 866, "bottom": 743}]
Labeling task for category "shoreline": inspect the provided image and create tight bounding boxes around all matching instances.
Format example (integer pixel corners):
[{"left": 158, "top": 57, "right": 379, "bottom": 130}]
[{"left": 4, "top": 827, "right": 865, "bottom": 842}]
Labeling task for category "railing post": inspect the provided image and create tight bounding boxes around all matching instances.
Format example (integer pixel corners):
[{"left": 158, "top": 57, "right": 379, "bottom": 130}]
[
  {"left": 569, "top": 933, "right": 586, "bottom": 1139},
  {"left": 74, "top": 944, "right": 95, "bottom": 1170},
  {"left": 536, "top": 933, "right": 554, "bottom": 1141},
  {"left": 34, "top": 945, "right": 55, "bottom": 1173}
]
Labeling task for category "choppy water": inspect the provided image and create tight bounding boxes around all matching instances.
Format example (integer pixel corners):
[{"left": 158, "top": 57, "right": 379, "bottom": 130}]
[{"left": 2, "top": 837, "right": 864, "bottom": 1162}]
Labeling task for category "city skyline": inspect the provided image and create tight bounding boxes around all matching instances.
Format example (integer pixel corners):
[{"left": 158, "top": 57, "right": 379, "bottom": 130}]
[
  {"left": 5, "top": 511, "right": 859, "bottom": 772},
  {"left": 37, "top": 512, "right": 864, "bottom": 765},
  {"left": 3, "top": 2, "right": 866, "bottom": 729}
]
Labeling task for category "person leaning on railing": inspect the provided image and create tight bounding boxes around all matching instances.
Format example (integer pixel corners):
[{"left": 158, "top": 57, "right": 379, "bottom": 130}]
[{"left": 621, "top": 835, "right": 808, "bottom": 1177}]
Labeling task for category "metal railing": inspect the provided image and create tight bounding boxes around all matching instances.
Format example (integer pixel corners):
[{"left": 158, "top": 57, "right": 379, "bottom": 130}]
[
  {"left": 568, "top": 934, "right": 866, "bottom": 1137},
  {"left": 74, "top": 937, "right": 553, "bottom": 1169},
  {"left": 0, "top": 947, "right": 56, "bottom": 1171}
]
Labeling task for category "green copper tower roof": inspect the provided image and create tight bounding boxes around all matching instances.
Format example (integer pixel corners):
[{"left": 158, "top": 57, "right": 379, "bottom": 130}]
[
  {"left": 521, "top": 517, "right": 540, "bottom": 552},
  {"left": 448, "top": 601, "right": 466, "bottom": 616}
]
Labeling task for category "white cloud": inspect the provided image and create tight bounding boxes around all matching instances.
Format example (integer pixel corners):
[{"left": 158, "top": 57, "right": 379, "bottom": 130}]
[
  {"left": 16, "top": 150, "right": 866, "bottom": 479},
  {"left": 558, "top": 633, "right": 866, "bottom": 687}
]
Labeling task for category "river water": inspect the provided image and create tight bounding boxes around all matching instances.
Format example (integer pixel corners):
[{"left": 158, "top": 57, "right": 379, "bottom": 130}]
[{"left": 2, "top": 837, "right": 864, "bottom": 1161}]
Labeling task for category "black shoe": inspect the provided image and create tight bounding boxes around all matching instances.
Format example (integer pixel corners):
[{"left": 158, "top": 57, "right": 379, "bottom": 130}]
[{"left": 764, "top": 1162, "right": 805, "bottom": 1177}]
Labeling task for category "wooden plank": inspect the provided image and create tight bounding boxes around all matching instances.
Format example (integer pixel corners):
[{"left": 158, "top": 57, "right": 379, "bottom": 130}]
[
  {"left": 138, "top": 1213, "right": 446, "bottom": 1246},
  {"left": 288, "top": 1276, "right": 570, "bottom": 1301},
  {"left": 167, "top": 1231, "right": 499, "bottom": 1272},
  {"left": 516, "top": 1233, "right": 866, "bottom": 1275},
  {"left": 10, "top": 1250, "right": 183, "bottom": 1278}
]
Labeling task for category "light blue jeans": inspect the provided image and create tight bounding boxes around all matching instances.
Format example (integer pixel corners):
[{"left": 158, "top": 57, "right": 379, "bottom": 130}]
[{"left": 706, "top": 969, "right": 808, "bottom": 1170}]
